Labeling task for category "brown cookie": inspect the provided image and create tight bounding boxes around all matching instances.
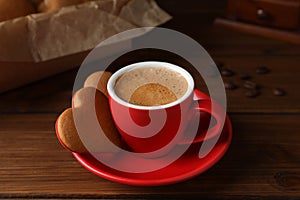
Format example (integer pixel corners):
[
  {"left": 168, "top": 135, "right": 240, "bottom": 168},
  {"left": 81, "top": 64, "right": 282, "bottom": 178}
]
[
  {"left": 130, "top": 83, "right": 177, "bottom": 106},
  {"left": 84, "top": 71, "right": 112, "bottom": 97},
  {"left": 72, "top": 87, "right": 122, "bottom": 153},
  {"left": 39, "top": 0, "right": 91, "bottom": 12},
  {"left": 56, "top": 108, "right": 87, "bottom": 153},
  {"left": 0, "top": 0, "right": 36, "bottom": 22}
]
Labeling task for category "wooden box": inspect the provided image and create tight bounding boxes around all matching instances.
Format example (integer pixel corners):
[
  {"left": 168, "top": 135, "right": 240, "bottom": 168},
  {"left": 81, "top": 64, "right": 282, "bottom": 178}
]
[
  {"left": 0, "top": 0, "right": 171, "bottom": 93},
  {"left": 226, "top": 0, "right": 300, "bottom": 30}
]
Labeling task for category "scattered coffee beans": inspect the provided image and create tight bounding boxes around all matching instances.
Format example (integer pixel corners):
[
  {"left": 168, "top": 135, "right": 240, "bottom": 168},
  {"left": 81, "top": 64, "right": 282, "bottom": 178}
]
[
  {"left": 245, "top": 90, "right": 260, "bottom": 98},
  {"left": 273, "top": 88, "right": 286, "bottom": 96},
  {"left": 218, "top": 61, "right": 287, "bottom": 99},
  {"left": 224, "top": 82, "right": 238, "bottom": 90},
  {"left": 256, "top": 66, "right": 270, "bottom": 74},
  {"left": 221, "top": 68, "right": 235, "bottom": 77}
]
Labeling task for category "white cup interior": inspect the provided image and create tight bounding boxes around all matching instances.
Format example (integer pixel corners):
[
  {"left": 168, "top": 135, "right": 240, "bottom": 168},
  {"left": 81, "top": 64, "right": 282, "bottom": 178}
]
[{"left": 107, "top": 61, "right": 194, "bottom": 110}]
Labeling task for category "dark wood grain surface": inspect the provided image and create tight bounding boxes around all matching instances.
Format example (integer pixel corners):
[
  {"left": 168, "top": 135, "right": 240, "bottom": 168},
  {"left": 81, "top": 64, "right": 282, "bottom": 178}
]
[{"left": 0, "top": 0, "right": 299, "bottom": 199}]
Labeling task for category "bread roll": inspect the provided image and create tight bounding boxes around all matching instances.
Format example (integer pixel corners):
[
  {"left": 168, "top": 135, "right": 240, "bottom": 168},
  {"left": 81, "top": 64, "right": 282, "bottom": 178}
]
[{"left": 0, "top": 0, "right": 36, "bottom": 22}]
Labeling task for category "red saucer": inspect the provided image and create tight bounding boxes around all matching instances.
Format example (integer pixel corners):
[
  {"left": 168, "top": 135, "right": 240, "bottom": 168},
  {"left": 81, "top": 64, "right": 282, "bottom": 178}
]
[{"left": 73, "top": 115, "right": 232, "bottom": 186}]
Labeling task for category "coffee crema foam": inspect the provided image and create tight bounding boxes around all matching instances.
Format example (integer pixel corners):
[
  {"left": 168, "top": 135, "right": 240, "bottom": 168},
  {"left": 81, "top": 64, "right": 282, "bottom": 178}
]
[{"left": 114, "top": 67, "right": 188, "bottom": 106}]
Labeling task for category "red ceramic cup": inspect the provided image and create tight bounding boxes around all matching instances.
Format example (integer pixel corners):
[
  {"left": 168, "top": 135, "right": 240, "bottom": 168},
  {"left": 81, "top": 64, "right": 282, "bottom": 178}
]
[{"left": 107, "top": 61, "right": 223, "bottom": 156}]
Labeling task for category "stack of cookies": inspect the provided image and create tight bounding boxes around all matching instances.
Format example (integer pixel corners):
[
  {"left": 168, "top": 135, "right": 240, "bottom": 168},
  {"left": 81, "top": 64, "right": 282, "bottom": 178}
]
[{"left": 56, "top": 71, "right": 123, "bottom": 153}]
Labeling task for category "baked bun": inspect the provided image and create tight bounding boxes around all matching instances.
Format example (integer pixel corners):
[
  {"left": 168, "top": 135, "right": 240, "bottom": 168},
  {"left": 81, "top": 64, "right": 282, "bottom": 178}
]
[{"left": 0, "top": 0, "right": 36, "bottom": 22}]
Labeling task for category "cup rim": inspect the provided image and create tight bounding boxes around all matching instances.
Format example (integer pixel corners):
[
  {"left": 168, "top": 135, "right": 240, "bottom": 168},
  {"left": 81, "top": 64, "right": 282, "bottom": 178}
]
[{"left": 107, "top": 61, "right": 194, "bottom": 110}]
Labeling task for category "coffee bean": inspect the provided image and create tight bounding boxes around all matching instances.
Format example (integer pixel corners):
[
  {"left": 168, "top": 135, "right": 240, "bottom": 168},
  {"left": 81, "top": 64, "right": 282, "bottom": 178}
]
[
  {"left": 273, "top": 88, "right": 286, "bottom": 96},
  {"left": 245, "top": 90, "right": 260, "bottom": 98},
  {"left": 221, "top": 68, "right": 235, "bottom": 77},
  {"left": 240, "top": 74, "right": 251, "bottom": 80},
  {"left": 243, "top": 80, "right": 258, "bottom": 89},
  {"left": 224, "top": 82, "right": 238, "bottom": 90},
  {"left": 256, "top": 66, "right": 270, "bottom": 74}
]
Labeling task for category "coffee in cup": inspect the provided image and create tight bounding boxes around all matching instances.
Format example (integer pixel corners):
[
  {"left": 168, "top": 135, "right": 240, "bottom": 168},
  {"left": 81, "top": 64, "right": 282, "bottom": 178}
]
[
  {"left": 113, "top": 67, "right": 188, "bottom": 106},
  {"left": 107, "top": 61, "right": 223, "bottom": 155}
]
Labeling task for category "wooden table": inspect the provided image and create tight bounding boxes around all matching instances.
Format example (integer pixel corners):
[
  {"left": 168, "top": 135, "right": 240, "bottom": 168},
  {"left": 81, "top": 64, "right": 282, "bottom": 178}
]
[{"left": 1, "top": 1, "right": 299, "bottom": 199}]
